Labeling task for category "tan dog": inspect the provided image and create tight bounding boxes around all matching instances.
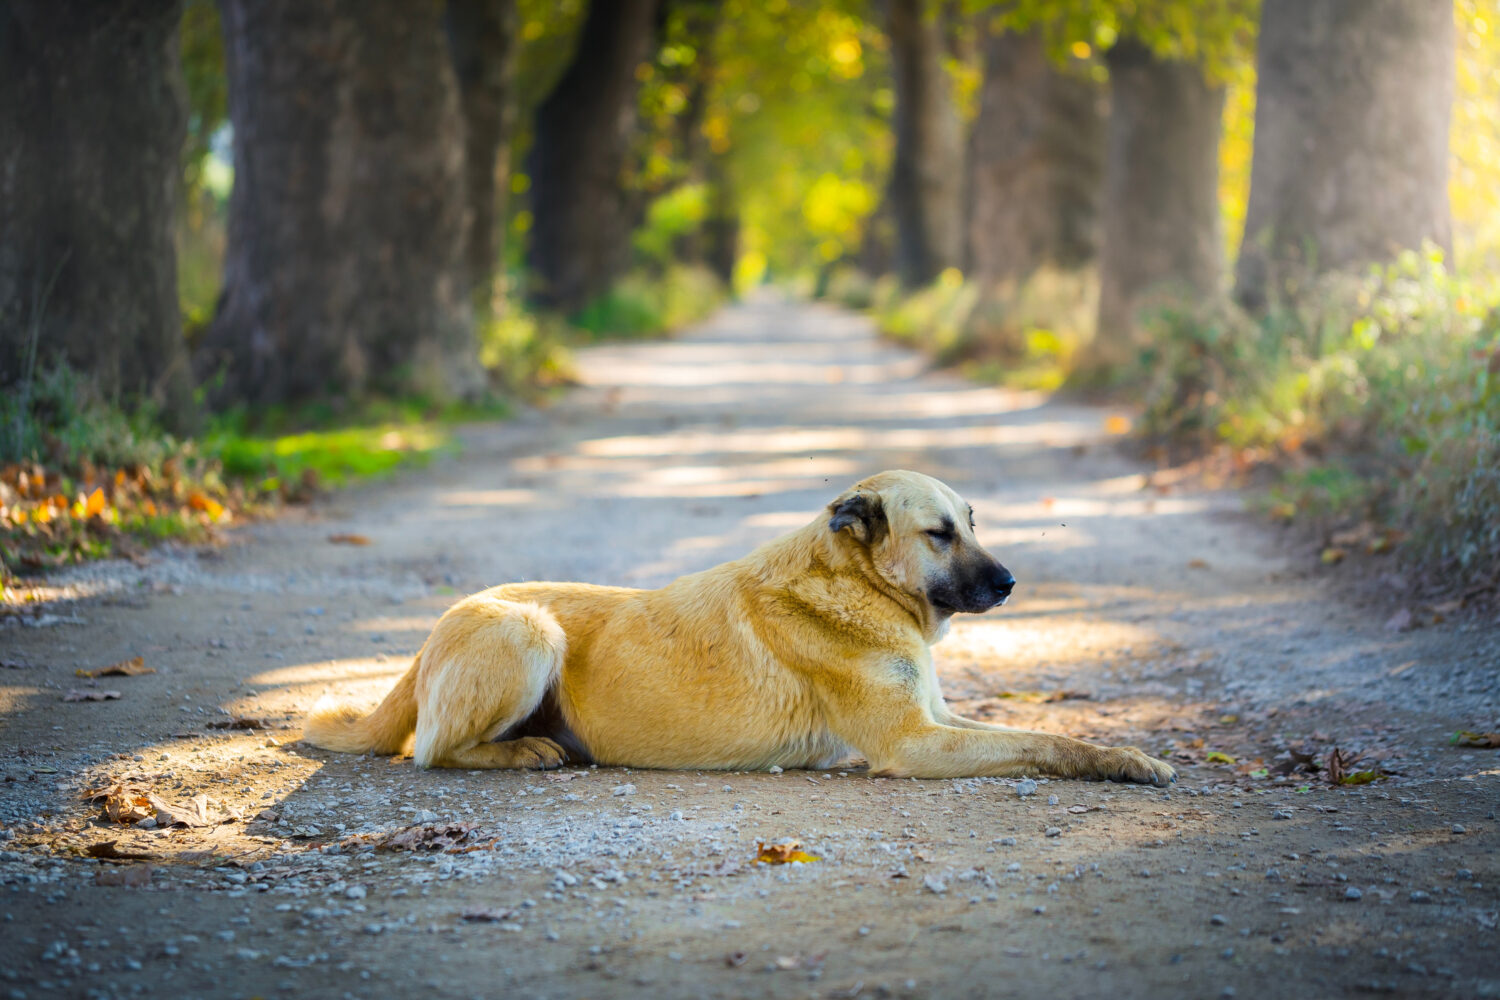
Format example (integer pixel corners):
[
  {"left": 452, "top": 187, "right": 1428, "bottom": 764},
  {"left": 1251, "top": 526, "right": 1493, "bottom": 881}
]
[{"left": 304, "top": 470, "right": 1175, "bottom": 784}]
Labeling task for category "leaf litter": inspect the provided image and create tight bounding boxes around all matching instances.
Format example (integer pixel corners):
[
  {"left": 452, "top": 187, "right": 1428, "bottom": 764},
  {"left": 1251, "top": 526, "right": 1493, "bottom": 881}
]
[{"left": 75, "top": 655, "right": 154, "bottom": 678}]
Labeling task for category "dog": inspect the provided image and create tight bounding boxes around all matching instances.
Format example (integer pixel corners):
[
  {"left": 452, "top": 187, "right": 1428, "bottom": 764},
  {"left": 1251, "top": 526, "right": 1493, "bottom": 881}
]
[{"left": 303, "top": 470, "right": 1175, "bottom": 784}]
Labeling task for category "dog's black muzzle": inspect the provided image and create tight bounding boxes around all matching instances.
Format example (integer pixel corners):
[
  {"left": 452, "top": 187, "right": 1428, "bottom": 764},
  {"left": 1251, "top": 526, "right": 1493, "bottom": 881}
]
[{"left": 929, "top": 558, "right": 1016, "bottom": 614}]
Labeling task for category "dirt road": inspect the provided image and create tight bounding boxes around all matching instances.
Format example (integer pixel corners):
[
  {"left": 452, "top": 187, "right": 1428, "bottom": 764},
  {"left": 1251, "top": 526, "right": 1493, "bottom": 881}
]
[{"left": 2, "top": 296, "right": 1497, "bottom": 999}]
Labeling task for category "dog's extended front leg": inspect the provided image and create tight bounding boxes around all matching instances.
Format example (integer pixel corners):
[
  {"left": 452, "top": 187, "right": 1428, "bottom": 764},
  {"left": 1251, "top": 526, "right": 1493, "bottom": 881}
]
[{"left": 829, "top": 670, "right": 1175, "bottom": 784}]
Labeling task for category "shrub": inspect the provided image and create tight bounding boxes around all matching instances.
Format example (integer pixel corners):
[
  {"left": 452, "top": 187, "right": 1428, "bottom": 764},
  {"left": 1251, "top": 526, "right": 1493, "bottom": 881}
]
[{"left": 1134, "top": 248, "right": 1500, "bottom": 591}]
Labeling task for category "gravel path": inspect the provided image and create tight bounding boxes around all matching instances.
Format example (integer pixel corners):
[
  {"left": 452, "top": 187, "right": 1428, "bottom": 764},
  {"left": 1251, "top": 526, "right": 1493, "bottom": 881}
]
[{"left": 2, "top": 295, "right": 1497, "bottom": 999}]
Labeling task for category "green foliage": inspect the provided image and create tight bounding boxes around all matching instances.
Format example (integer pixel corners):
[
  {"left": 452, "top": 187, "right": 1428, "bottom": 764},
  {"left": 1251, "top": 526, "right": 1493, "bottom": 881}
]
[
  {"left": 571, "top": 265, "right": 725, "bottom": 340},
  {"left": 206, "top": 421, "right": 453, "bottom": 492},
  {"left": 179, "top": 0, "right": 228, "bottom": 199},
  {"left": 1133, "top": 249, "right": 1500, "bottom": 589},
  {"left": 634, "top": 184, "right": 710, "bottom": 265},
  {"left": 0, "top": 364, "right": 170, "bottom": 470},
  {"left": 867, "top": 266, "right": 1098, "bottom": 391}
]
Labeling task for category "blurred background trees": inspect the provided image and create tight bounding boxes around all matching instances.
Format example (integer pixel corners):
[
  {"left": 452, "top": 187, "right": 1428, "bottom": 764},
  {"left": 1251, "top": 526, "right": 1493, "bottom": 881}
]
[{"left": 2, "top": 0, "right": 1497, "bottom": 585}]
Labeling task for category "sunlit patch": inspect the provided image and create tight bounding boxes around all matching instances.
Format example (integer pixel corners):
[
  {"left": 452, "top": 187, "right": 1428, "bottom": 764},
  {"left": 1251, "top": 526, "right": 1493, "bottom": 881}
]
[{"left": 437, "top": 488, "right": 540, "bottom": 507}]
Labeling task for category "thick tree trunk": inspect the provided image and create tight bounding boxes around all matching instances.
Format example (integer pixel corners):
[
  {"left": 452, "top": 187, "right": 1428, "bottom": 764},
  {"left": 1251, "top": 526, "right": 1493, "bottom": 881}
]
[
  {"left": 0, "top": 0, "right": 194, "bottom": 429},
  {"left": 887, "top": 0, "right": 965, "bottom": 288},
  {"left": 967, "top": 31, "right": 1104, "bottom": 287},
  {"left": 1094, "top": 40, "right": 1224, "bottom": 365},
  {"left": 1234, "top": 0, "right": 1454, "bottom": 310},
  {"left": 201, "top": 0, "right": 475, "bottom": 410},
  {"left": 446, "top": 0, "right": 519, "bottom": 307},
  {"left": 526, "top": 0, "right": 659, "bottom": 314}
]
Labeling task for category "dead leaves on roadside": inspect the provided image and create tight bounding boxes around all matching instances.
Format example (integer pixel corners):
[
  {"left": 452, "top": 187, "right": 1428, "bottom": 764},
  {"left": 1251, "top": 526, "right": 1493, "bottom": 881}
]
[
  {"left": 86, "top": 840, "right": 156, "bottom": 861},
  {"left": 85, "top": 782, "right": 235, "bottom": 828},
  {"left": 327, "top": 533, "right": 371, "bottom": 546},
  {"left": 1451, "top": 730, "right": 1500, "bottom": 748}
]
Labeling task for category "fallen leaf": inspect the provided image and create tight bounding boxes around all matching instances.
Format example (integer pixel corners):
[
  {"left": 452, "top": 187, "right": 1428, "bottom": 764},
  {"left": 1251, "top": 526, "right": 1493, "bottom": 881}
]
[
  {"left": 1338, "top": 770, "right": 1387, "bottom": 786},
  {"left": 327, "top": 533, "right": 371, "bottom": 546},
  {"left": 544, "top": 772, "right": 583, "bottom": 782},
  {"left": 993, "top": 690, "right": 1091, "bottom": 704},
  {"left": 63, "top": 689, "right": 121, "bottom": 702},
  {"left": 83, "top": 486, "right": 105, "bottom": 518},
  {"left": 1320, "top": 547, "right": 1346, "bottom": 565},
  {"left": 152, "top": 793, "right": 221, "bottom": 828},
  {"left": 1205, "top": 751, "right": 1236, "bottom": 764},
  {"left": 95, "top": 865, "right": 153, "bottom": 888},
  {"left": 1269, "top": 502, "right": 1296, "bottom": 521},
  {"left": 1451, "top": 731, "right": 1500, "bottom": 748},
  {"left": 1104, "top": 415, "right": 1131, "bottom": 435},
  {"left": 86, "top": 841, "right": 156, "bottom": 861},
  {"left": 755, "top": 841, "right": 821, "bottom": 865},
  {"left": 76, "top": 656, "right": 154, "bottom": 678},
  {"left": 460, "top": 907, "right": 518, "bottom": 923},
  {"left": 1186, "top": 558, "right": 1210, "bottom": 570},
  {"left": 206, "top": 717, "right": 271, "bottom": 730},
  {"left": 725, "top": 951, "right": 748, "bottom": 968}
]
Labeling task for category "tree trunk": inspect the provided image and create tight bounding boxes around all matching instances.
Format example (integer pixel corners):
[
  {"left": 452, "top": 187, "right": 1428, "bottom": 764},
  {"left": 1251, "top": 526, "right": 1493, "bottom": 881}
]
[
  {"left": 526, "top": 0, "right": 659, "bottom": 314},
  {"left": 1094, "top": 40, "right": 1224, "bottom": 365},
  {"left": 201, "top": 0, "right": 475, "bottom": 410},
  {"left": 1234, "top": 0, "right": 1454, "bottom": 310},
  {"left": 0, "top": 0, "right": 194, "bottom": 430},
  {"left": 446, "top": 0, "right": 519, "bottom": 308},
  {"left": 887, "top": 0, "right": 965, "bottom": 288},
  {"left": 967, "top": 31, "right": 1104, "bottom": 287}
]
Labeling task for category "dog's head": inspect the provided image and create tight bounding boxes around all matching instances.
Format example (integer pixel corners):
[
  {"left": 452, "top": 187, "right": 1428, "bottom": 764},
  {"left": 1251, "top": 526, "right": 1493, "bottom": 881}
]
[{"left": 827, "top": 470, "right": 1015, "bottom": 617}]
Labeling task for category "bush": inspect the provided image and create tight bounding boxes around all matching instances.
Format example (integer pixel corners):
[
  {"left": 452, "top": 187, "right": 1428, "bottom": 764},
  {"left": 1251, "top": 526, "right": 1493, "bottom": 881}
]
[
  {"left": 570, "top": 264, "right": 724, "bottom": 340},
  {"left": 873, "top": 266, "right": 1097, "bottom": 391},
  {"left": 1133, "top": 248, "right": 1500, "bottom": 591}
]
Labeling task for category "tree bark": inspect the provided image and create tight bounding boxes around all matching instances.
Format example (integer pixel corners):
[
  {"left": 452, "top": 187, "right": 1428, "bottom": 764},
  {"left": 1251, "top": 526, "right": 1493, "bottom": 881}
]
[
  {"left": 967, "top": 31, "right": 1104, "bottom": 287},
  {"left": 201, "top": 0, "right": 475, "bottom": 410},
  {"left": 526, "top": 0, "right": 659, "bottom": 314},
  {"left": 887, "top": 0, "right": 965, "bottom": 288},
  {"left": 1234, "top": 0, "right": 1454, "bottom": 310},
  {"left": 1094, "top": 40, "right": 1224, "bottom": 364},
  {"left": 0, "top": 0, "right": 194, "bottom": 429},
  {"left": 446, "top": 0, "right": 519, "bottom": 307}
]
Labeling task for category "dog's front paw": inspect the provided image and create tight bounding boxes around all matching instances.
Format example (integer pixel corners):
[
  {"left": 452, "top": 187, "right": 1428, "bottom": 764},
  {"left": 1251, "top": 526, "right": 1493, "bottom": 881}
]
[
  {"left": 1096, "top": 746, "right": 1176, "bottom": 785},
  {"left": 510, "top": 736, "right": 567, "bottom": 770}
]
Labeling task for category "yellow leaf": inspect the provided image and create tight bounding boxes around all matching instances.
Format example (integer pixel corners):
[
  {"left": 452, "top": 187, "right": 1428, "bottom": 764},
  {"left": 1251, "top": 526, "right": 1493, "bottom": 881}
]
[
  {"left": 1104, "top": 415, "right": 1131, "bottom": 435},
  {"left": 755, "top": 841, "right": 821, "bottom": 864},
  {"left": 1320, "top": 547, "right": 1346, "bottom": 565},
  {"left": 1337, "top": 770, "right": 1386, "bottom": 786},
  {"left": 1205, "top": 751, "right": 1236, "bottom": 764},
  {"left": 84, "top": 487, "right": 105, "bottom": 518}
]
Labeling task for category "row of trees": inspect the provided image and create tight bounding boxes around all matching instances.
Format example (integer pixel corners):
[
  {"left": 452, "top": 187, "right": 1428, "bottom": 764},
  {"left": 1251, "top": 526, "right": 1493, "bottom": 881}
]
[
  {"left": 884, "top": 0, "right": 1454, "bottom": 368},
  {"left": 0, "top": 0, "right": 1468, "bottom": 430}
]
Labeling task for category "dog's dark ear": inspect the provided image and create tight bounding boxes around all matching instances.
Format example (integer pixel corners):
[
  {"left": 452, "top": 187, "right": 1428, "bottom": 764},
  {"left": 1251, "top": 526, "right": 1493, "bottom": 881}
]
[{"left": 828, "top": 490, "right": 886, "bottom": 545}]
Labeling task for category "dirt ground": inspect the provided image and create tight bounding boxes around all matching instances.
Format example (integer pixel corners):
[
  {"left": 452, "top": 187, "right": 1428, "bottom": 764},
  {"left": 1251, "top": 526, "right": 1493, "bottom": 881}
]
[{"left": 2, "top": 296, "right": 1498, "bottom": 1000}]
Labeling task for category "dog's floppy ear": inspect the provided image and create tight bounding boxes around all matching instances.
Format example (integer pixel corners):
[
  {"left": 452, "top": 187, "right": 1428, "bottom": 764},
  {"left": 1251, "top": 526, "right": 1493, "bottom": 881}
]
[{"left": 828, "top": 490, "right": 887, "bottom": 545}]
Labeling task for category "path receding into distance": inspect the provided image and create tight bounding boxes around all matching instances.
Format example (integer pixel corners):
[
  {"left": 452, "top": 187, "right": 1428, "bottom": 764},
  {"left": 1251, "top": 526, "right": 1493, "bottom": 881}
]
[{"left": 3, "top": 295, "right": 1497, "bottom": 999}]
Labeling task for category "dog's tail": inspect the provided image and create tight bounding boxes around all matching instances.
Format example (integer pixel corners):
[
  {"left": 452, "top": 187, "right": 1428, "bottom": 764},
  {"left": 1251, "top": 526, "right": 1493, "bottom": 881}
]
[{"left": 303, "top": 659, "right": 419, "bottom": 755}]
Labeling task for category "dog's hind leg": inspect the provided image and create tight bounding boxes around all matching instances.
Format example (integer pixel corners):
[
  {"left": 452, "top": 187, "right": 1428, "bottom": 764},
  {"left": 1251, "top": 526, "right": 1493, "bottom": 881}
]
[{"left": 410, "top": 596, "right": 568, "bottom": 770}]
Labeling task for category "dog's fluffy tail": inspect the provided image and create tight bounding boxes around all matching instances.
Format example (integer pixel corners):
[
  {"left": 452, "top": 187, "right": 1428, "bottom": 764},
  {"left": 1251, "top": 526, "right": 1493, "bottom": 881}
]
[{"left": 303, "top": 660, "right": 419, "bottom": 755}]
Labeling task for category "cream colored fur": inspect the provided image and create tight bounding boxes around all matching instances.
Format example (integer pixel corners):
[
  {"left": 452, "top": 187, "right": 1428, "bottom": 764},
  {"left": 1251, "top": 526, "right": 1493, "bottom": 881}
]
[{"left": 303, "top": 471, "right": 1175, "bottom": 784}]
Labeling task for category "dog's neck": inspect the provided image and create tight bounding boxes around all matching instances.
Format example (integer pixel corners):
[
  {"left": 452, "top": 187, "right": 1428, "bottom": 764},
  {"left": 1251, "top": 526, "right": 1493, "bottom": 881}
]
[{"left": 766, "top": 520, "right": 950, "bottom": 645}]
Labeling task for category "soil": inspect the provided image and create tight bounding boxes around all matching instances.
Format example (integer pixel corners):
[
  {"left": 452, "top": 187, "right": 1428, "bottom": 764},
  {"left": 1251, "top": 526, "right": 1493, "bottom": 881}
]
[{"left": 2, "top": 295, "right": 1498, "bottom": 1000}]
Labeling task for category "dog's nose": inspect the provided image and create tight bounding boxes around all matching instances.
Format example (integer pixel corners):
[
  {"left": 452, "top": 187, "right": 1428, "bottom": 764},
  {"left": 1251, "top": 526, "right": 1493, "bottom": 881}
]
[{"left": 990, "top": 565, "right": 1016, "bottom": 597}]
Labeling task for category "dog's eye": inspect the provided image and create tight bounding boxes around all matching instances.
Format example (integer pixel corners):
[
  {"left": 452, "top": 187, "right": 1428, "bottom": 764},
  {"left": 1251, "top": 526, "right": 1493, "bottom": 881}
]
[{"left": 926, "top": 528, "right": 954, "bottom": 543}]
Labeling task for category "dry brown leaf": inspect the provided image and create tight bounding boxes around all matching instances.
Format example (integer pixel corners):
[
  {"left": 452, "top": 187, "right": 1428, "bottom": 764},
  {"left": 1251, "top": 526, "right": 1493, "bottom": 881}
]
[
  {"left": 755, "top": 841, "right": 821, "bottom": 865},
  {"left": 206, "top": 717, "right": 271, "bottom": 730},
  {"left": 1452, "top": 730, "right": 1500, "bottom": 748},
  {"left": 544, "top": 771, "right": 583, "bottom": 782},
  {"left": 1186, "top": 558, "right": 1210, "bottom": 570},
  {"left": 327, "top": 533, "right": 371, "bottom": 546},
  {"left": 95, "top": 865, "right": 153, "bottom": 888},
  {"left": 460, "top": 906, "right": 518, "bottom": 923},
  {"left": 63, "top": 689, "right": 121, "bottom": 702},
  {"left": 76, "top": 656, "right": 154, "bottom": 678},
  {"left": 1320, "top": 547, "right": 1347, "bottom": 565},
  {"left": 152, "top": 793, "right": 221, "bottom": 828},
  {"left": 86, "top": 841, "right": 156, "bottom": 861}
]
